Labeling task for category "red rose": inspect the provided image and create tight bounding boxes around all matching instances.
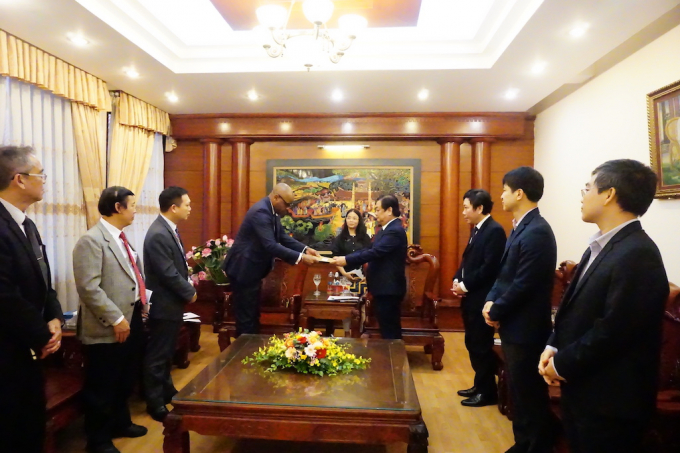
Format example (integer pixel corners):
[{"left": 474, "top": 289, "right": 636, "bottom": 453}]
[
  {"left": 317, "top": 349, "right": 327, "bottom": 359},
  {"left": 297, "top": 336, "right": 307, "bottom": 344}
]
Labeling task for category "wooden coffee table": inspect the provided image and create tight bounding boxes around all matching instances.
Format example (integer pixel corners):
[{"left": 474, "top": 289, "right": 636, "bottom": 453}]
[
  {"left": 299, "top": 291, "right": 362, "bottom": 338},
  {"left": 163, "top": 334, "right": 428, "bottom": 452}
]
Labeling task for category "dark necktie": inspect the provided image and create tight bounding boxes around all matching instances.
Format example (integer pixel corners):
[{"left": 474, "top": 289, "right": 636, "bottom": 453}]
[
  {"left": 469, "top": 226, "right": 479, "bottom": 244},
  {"left": 174, "top": 228, "right": 185, "bottom": 252},
  {"left": 23, "top": 218, "right": 49, "bottom": 287},
  {"left": 119, "top": 232, "right": 148, "bottom": 305}
]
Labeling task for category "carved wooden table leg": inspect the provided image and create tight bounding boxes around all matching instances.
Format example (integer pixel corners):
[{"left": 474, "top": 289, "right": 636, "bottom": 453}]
[
  {"left": 350, "top": 307, "right": 361, "bottom": 338},
  {"left": 217, "top": 328, "right": 231, "bottom": 351},
  {"left": 431, "top": 334, "right": 445, "bottom": 371},
  {"left": 299, "top": 311, "right": 309, "bottom": 332},
  {"left": 163, "top": 413, "right": 190, "bottom": 453},
  {"left": 407, "top": 421, "right": 429, "bottom": 453},
  {"left": 186, "top": 322, "right": 201, "bottom": 352}
]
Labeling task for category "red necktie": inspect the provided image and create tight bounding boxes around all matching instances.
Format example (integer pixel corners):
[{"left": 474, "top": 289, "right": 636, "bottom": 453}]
[{"left": 119, "top": 232, "right": 147, "bottom": 305}]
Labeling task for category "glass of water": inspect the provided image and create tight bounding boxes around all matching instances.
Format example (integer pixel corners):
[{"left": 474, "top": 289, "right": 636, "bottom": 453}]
[{"left": 313, "top": 273, "right": 322, "bottom": 296}]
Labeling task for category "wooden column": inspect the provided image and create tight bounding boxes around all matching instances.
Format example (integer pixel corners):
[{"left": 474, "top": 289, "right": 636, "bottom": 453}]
[
  {"left": 201, "top": 139, "right": 222, "bottom": 241},
  {"left": 230, "top": 139, "right": 253, "bottom": 236},
  {"left": 438, "top": 139, "right": 463, "bottom": 301},
  {"left": 471, "top": 139, "right": 493, "bottom": 191}
]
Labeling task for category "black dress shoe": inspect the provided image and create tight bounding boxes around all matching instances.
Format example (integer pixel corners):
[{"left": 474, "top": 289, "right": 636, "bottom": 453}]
[
  {"left": 461, "top": 393, "right": 498, "bottom": 407},
  {"left": 147, "top": 405, "right": 170, "bottom": 422},
  {"left": 86, "top": 442, "right": 121, "bottom": 453},
  {"left": 112, "top": 423, "right": 148, "bottom": 438},
  {"left": 457, "top": 386, "right": 477, "bottom": 397},
  {"left": 164, "top": 388, "right": 179, "bottom": 404}
]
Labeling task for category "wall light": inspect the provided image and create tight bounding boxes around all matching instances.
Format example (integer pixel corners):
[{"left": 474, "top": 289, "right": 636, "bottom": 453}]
[{"left": 318, "top": 145, "right": 369, "bottom": 152}]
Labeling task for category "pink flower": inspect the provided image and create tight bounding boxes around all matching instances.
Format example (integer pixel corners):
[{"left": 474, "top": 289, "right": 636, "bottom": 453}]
[
  {"left": 202, "top": 248, "right": 212, "bottom": 257},
  {"left": 185, "top": 251, "right": 193, "bottom": 260},
  {"left": 206, "top": 241, "right": 212, "bottom": 247},
  {"left": 222, "top": 235, "right": 228, "bottom": 242},
  {"left": 198, "top": 271, "right": 207, "bottom": 280},
  {"left": 190, "top": 274, "right": 199, "bottom": 285},
  {"left": 227, "top": 239, "right": 235, "bottom": 247},
  {"left": 215, "top": 239, "right": 221, "bottom": 246}
]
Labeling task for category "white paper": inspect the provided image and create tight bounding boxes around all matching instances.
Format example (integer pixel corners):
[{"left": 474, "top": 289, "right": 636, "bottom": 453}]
[
  {"left": 327, "top": 295, "right": 360, "bottom": 301},
  {"left": 183, "top": 312, "right": 200, "bottom": 319},
  {"left": 183, "top": 318, "right": 202, "bottom": 323},
  {"left": 317, "top": 256, "right": 333, "bottom": 263}
]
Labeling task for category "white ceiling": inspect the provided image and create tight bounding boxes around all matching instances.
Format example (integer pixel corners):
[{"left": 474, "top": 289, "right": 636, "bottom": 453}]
[{"left": 1, "top": 0, "right": 679, "bottom": 114}]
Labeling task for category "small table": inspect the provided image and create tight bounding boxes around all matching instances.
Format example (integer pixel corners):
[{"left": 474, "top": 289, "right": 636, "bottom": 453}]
[
  {"left": 300, "top": 291, "right": 362, "bottom": 338},
  {"left": 163, "top": 334, "right": 428, "bottom": 452}
]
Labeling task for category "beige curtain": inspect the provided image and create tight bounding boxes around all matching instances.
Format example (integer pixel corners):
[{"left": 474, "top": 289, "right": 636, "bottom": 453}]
[
  {"left": 72, "top": 103, "right": 107, "bottom": 228},
  {"left": 108, "top": 92, "right": 170, "bottom": 196},
  {"left": 0, "top": 29, "right": 111, "bottom": 111}
]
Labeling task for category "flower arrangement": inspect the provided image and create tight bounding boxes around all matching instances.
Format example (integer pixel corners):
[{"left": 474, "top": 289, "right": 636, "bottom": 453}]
[
  {"left": 188, "top": 235, "right": 234, "bottom": 285},
  {"left": 242, "top": 330, "right": 371, "bottom": 377}
]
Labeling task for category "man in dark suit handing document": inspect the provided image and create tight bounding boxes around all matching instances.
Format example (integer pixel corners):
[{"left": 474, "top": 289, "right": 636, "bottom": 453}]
[{"left": 222, "top": 183, "right": 320, "bottom": 336}]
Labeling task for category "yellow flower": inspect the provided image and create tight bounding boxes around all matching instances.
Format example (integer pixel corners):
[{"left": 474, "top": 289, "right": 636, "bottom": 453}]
[
  {"left": 300, "top": 355, "right": 307, "bottom": 360},
  {"left": 355, "top": 359, "right": 360, "bottom": 364},
  {"left": 332, "top": 361, "right": 337, "bottom": 366}
]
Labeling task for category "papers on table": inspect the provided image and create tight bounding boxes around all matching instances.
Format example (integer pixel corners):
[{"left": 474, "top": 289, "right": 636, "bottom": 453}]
[
  {"left": 183, "top": 312, "right": 200, "bottom": 322},
  {"left": 327, "top": 295, "right": 360, "bottom": 301}
]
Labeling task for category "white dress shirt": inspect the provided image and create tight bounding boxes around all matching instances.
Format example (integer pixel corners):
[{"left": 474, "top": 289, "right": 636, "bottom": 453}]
[
  {"left": 100, "top": 218, "right": 139, "bottom": 325},
  {"left": 0, "top": 197, "right": 27, "bottom": 235}
]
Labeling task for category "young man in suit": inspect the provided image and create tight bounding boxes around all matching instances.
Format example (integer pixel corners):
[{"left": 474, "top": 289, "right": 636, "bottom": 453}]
[
  {"left": 222, "top": 183, "right": 320, "bottom": 336},
  {"left": 331, "top": 194, "right": 408, "bottom": 340},
  {"left": 73, "top": 186, "right": 147, "bottom": 453},
  {"left": 483, "top": 167, "right": 558, "bottom": 453},
  {"left": 539, "top": 160, "right": 668, "bottom": 453},
  {"left": 0, "top": 146, "right": 63, "bottom": 453},
  {"left": 143, "top": 186, "right": 197, "bottom": 422},
  {"left": 453, "top": 189, "right": 506, "bottom": 407}
]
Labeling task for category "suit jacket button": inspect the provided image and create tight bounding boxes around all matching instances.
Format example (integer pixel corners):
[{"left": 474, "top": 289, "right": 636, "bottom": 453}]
[
  {"left": 131, "top": 302, "right": 135, "bottom": 306},
  {"left": 131, "top": 287, "right": 135, "bottom": 291}
]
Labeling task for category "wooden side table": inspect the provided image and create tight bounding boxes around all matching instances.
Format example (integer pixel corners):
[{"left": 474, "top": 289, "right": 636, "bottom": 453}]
[{"left": 299, "top": 291, "right": 362, "bottom": 338}]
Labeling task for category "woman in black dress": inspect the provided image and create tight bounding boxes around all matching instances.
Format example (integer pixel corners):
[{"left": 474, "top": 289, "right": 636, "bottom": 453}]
[{"left": 332, "top": 208, "right": 372, "bottom": 280}]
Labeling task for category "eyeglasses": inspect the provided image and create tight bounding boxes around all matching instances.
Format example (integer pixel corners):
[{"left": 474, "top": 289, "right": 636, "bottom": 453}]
[{"left": 18, "top": 173, "right": 47, "bottom": 182}]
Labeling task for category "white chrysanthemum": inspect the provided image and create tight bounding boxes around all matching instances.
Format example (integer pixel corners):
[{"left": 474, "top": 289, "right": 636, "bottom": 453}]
[
  {"left": 312, "top": 341, "right": 323, "bottom": 349},
  {"left": 304, "top": 344, "right": 317, "bottom": 358},
  {"left": 285, "top": 347, "right": 297, "bottom": 360}
]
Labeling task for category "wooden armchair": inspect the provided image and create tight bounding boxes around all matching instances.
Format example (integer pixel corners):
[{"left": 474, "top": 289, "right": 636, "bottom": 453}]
[
  {"left": 362, "top": 244, "right": 444, "bottom": 370},
  {"left": 218, "top": 259, "right": 309, "bottom": 351}
]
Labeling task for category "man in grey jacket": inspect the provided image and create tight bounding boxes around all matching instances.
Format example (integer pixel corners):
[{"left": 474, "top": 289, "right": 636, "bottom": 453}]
[{"left": 73, "top": 186, "right": 148, "bottom": 453}]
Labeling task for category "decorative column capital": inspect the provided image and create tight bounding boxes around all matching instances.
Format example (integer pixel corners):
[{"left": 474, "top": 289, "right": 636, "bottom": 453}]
[
  {"left": 436, "top": 138, "right": 466, "bottom": 145},
  {"left": 200, "top": 138, "right": 223, "bottom": 145},
  {"left": 469, "top": 137, "right": 496, "bottom": 143},
  {"left": 228, "top": 138, "right": 254, "bottom": 145}
]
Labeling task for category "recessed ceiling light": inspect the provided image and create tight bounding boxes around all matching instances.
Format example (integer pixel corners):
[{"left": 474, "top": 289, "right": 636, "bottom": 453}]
[
  {"left": 165, "top": 92, "right": 179, "bottom": 103},
  {"left": 124, "top": 67, "right": 139, "bottom": 78},
  {"left": 531, "top": 62, "right": 547, "bottom": 74},
  {"left": 67, "top": 33, "right": 89, "bottom": 47},
  {"left": 569, "top": 23, "right": 589, "bottom": 38},
  {"left": 331, "top": 89, "right": 344, "bottom": 102},
  {"left": 418, "top": 89, "right": 429, "bottom": 100},
  {"left": 504, "top": 88, "right": 519, "bottom": 100},
  {"left": 247, "top": 89, "right": 259, "bottom": 101}
]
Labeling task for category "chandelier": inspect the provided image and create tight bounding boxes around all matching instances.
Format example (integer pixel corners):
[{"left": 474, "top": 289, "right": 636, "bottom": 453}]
[{"left": 256, "top": 0, "right": 367, "bottom": 70}]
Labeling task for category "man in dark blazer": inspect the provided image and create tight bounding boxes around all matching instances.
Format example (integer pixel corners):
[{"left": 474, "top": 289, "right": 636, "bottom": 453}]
[
  {"left": 453, "top": 189, "right": 506, "bottom": 407},
  {"left": 332, "top": 194, "right": 408, "bottom": 340},
  {"left": 222, "top": 183, "right": 320, "bottom": 336},
  {"left": 540, "top": 160, "right": 668, "bottom": 453},
  {"left": 0, "top": 146, "right": 63, "bottom": 453},
  {"left": 483, "top": 167, "right": 558, "bottom": 453},
  {"left": 143, "top": 186, "right": 197, "bottom": 422}
]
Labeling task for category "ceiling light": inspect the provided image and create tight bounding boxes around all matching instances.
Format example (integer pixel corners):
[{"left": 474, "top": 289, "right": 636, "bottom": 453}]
[
  {"left": 247, "top": 90, "right": 259, "bottom": 101},
  {"left": 165, "top": 92, "right": 179, "bottom": 103},
  {"left": 318, "top": 145, "right": 369, "bottom": 151},
  {"left": 531, "top": 62, "right": 547, "bottom": 74},
  {"left": 331, "top": 89, "right": 343, "bottom": 102},
  {"left": 256, "top": 0, "right": 366, "bottom": 70},
  {"left": 504, "top": 88, "right": 519, "bottom": 100},
  {"left": 342, "top": 122, "right": 353, "bottom": 133},
  {"left": 418, "top": 89, "right": 429, "bottom": 100},
  {"left": 569, "top": 23, "right": 589, "bottom": 38},
  {"left": 124, "top": 67, "right": 139, "bottom": 78},
  {"left": 67, "top": 33, "right": 89, "bottom": 46}
]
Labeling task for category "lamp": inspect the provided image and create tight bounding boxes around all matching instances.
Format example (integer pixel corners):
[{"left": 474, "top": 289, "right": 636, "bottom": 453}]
[{"left": 256, "top": 0, "right": 367, "bottom": 70}]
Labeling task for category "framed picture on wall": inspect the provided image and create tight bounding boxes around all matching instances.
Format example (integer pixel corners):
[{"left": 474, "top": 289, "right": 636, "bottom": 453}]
[
  {"left": 648, "top": 78, "right": 680, "bottom": 198},
  {"left": 266, "top": 159, "right": 421, "bottom": 252}
]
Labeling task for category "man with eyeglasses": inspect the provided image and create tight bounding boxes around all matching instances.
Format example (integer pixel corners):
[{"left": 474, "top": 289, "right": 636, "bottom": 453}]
[
  {"left": 0, "top": 145, "right": 63, "bottom": 453},
  {"left": 222, "top": 183, "right": 321, "bottom": 336}
]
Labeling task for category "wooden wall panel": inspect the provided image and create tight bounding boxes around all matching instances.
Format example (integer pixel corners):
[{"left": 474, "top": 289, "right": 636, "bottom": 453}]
[{"left": 166, "top": 140, "right": 204, "bottom": 251}]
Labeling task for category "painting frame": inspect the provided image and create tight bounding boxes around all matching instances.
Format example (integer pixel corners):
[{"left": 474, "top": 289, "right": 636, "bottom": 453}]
[
  {"left": 647, "top": 78, "right": 680, "bottom": 198},
  {"left": 266, "top": 159, "right": 421, "bottom": 248}
]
